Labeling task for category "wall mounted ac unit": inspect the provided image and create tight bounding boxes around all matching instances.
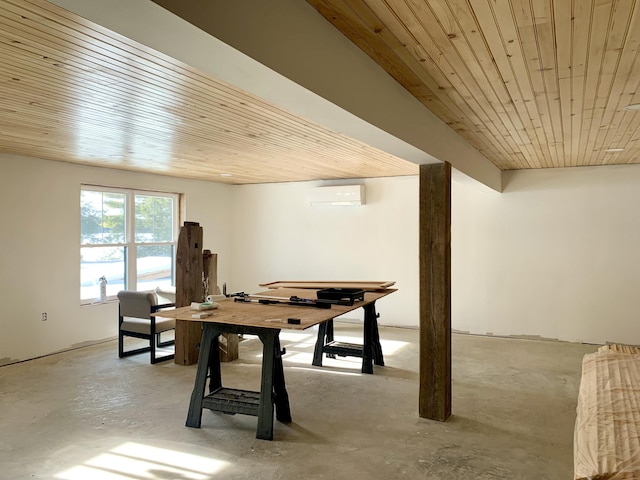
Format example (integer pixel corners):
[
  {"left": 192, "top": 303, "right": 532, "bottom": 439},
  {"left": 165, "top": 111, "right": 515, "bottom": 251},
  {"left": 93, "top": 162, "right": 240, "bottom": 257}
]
[{"left": 308, "top": 185, "right": 365, "bottom": 206}]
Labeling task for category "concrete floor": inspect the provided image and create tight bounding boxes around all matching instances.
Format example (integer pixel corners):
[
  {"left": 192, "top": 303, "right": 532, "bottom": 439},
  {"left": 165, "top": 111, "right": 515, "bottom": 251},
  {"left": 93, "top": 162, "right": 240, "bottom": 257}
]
[{"left": 0, "top": 323, "right": 596, "bottom": 480}]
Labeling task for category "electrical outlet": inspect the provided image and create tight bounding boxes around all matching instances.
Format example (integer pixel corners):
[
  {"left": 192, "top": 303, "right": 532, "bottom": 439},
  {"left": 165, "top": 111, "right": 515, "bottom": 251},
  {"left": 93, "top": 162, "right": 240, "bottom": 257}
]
[{"left": 42, "top": 312, "right": 47, "bottom": 321}]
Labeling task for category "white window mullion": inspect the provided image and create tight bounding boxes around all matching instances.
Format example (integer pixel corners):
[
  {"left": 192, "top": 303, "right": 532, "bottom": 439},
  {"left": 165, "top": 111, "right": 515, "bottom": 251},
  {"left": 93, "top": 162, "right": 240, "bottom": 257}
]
[{"left": 126, "top": 191, "right": 137, "bottom": 291}]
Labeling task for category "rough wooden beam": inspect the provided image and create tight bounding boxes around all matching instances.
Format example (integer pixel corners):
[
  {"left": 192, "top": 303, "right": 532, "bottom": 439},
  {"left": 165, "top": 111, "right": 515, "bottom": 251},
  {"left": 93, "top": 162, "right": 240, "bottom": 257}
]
[
  {"left": 204, "top": 249, "right": 238, "bottom": 362},
  {"left": 203, "top": 250, "right": 221, "bottom": 297},
  {"left": 419, "top": 162, "right": 451, "bottom": 421},
  {"left": 175, "top": 221, "right": 204, "bottom": 366}
]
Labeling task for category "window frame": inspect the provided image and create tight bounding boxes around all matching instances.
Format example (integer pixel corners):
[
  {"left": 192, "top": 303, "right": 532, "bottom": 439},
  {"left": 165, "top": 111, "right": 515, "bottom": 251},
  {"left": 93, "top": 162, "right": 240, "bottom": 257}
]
[{"left": 80, "top": 185, "right": 180, "bottom": 305}]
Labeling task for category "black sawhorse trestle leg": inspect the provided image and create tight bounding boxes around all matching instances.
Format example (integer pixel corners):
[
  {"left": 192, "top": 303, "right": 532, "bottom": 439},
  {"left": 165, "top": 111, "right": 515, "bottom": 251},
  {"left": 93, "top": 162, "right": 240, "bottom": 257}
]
[
  {"left": 186, "top": 323, "right": 291, "bottom": 440},
  {"left": 312, "top": 301, "right": 384, "bottom": 374}
]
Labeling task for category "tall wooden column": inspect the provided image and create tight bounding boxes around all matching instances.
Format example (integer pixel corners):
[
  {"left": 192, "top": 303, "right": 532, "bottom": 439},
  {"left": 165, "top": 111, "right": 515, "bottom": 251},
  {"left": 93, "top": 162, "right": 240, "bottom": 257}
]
[
  {"left": 175, "top": 221, "right": 203, "bottom": 366},
  {"left": 203, "top": 250, "right": 238, "bottom": 362},
  {"left": 419, "top": 162, "right": 451, "bottom": 421},
  {"left": 203, "top": 250, "right": 220, "bottom": 297}
]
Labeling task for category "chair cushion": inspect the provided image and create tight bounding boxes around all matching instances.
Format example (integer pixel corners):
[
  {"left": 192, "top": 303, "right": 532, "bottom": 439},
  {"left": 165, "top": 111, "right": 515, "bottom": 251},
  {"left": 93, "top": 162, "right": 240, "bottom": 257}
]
[
  {"left": 155, "top": 286, "right": 176, "bottom": 304},
  {"left": 121, "top": 316, "right": 175, "bottom": 335},
  {"left": 117, "top": 290, "right": 157, "bottom": 318}
]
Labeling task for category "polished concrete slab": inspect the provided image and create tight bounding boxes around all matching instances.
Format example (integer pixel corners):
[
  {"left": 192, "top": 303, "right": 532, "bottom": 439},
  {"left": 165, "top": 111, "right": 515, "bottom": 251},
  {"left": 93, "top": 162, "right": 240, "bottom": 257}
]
[{"left": 0, "top": 324, "right": 596, "bottom": 479}]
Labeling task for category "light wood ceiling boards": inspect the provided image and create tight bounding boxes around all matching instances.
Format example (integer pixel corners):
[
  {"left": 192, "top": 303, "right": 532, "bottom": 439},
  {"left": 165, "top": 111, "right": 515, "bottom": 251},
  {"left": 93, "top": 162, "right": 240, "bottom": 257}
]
[
  {"left": 307, "top": 0, "right": 640, "bottom": 170},
  {"left": 0, "top": 0, "right": 419, "bottom": 184}
]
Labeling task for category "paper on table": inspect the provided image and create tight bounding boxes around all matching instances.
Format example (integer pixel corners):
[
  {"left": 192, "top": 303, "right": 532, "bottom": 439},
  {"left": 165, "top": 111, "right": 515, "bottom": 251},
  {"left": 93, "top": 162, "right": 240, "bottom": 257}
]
[{"left": 190, "top": 301, "right": 218, "bottom": 310}]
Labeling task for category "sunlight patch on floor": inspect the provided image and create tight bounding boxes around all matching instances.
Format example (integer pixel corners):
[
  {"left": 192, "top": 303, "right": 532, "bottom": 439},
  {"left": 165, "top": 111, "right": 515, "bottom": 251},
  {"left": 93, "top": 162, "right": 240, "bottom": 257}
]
[
  {"left": 278, "top": 331, "right": 316, "bottom": 343},
  {"left": 248, "top": 329, "right": 409, "bottom": 371},
  {"left": 288, "top": 366, "right": 361, "bottom": 376},
  {"left": 378, "top": 339, "right": 409, "bottom": 355},
  {"left": 55, "top": 441, "right": 229, "bottom": 480}
]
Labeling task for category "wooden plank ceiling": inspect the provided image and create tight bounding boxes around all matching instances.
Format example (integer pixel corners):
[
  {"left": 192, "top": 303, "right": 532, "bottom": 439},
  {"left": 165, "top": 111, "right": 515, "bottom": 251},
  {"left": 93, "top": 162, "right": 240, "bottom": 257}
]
[
  {"left": 3, "top": 0, "right": 639, "bottom": 183},
  {"left": 0, "top": 0, "right": 419, "bottom": 184},
  {"left": 308, "top": 0, "right": 640, "bottom": 170}
]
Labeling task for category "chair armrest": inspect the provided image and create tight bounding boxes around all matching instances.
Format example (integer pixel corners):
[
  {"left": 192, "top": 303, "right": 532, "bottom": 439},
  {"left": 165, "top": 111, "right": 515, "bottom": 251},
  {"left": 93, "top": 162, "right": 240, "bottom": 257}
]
[{"left": 152, "top": 303, "right": 175, "bottom": 312}]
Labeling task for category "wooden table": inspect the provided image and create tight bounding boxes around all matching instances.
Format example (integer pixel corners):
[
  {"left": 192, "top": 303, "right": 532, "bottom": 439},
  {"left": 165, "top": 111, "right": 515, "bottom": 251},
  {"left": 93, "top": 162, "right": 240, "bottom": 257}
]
[
  {"left": 259, "top": 280, "right": 396, "bottom": 290},
  {"left": 162, "top": 288, "right": 395, "bottom": 440}
]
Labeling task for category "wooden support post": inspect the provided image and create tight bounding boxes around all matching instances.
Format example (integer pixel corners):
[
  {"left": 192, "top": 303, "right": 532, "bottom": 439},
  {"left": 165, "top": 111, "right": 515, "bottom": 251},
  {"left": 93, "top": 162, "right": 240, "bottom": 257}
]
[
  {"left": 419, "top": 163, "right": 451, "bottom": 421},
  {"left": 218, "top": 333, "right": 239, "bottom": 363},
  {"left": 202, "top": 250, "right": 221, "bottom": 297},
  {"left": 203, "top": 249, "right": 238, "bottom": 362},
  {"left": 175, "top": 221, "right": 204, "bottom": 366}
]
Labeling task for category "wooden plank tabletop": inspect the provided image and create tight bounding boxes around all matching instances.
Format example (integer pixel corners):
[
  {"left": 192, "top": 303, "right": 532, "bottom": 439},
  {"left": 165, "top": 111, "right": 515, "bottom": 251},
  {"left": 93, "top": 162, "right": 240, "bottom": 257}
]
[
  {"left": 258, "top": 281, "right": 396, "bottom": 291},
  {"left": 159, "top": 288, "right": 396, "bottom": 330}
]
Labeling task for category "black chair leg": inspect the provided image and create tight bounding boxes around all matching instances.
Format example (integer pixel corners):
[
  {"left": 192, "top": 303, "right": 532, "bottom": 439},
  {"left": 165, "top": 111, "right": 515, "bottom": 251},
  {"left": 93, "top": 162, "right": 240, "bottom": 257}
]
[{"left": 118, "top": 314, "right": 125, "bottom": 358}]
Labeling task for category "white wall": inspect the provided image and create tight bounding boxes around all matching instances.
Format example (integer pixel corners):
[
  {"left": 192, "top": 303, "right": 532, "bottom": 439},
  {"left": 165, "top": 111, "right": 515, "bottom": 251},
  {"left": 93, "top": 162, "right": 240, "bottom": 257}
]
[
  {"left": 0, "top": 154, "right": 232, "bottom": 364},
  {"left": 453, "top": 165, "right": 640, "bottom": 345},
  {"left": 231, "top": 164, "right": 640, "bottom": 346},
  {"left": 229, "top": 177, "right": 419, "bottom": 327},
  {"left": 4, "top": 155, "right": 640, "bottom": 364}
]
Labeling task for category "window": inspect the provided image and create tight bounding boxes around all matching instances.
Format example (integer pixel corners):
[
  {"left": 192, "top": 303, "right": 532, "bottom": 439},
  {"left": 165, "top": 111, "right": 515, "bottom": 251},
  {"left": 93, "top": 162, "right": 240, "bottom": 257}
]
[{"left": 80, "top": 186, "right": 179, "bottom": 304}]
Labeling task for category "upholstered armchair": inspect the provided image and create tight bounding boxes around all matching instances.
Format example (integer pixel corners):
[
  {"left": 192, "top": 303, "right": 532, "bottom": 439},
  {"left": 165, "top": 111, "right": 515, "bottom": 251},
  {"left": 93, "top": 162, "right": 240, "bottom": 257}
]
[{"left": 117, "top": 290, "right": 175, "bottom": 364}]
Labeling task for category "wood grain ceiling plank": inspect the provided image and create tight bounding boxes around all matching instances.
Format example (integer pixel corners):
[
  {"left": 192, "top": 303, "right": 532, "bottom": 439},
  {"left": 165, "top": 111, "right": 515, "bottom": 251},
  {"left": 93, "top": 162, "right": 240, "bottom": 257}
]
[
  {"left": 500, "top": 0, "right": 556, "bottom": 168},
  {"left": 577, "top": 0, "right": 614, "bottom": 166},
  {"left": 611, "top": 119, "right": 640, "bottom": 163},
  {"left": 568, "top": 0, "right": 592, "bottom": 167},
  {"left": 390, "top": 3, "right": 517, "bottom": 161},
  {"left": 0, "top": 67, "right": 180, "bottom": 138},
  {"left": 0, "top": 114, "right": 362, "bottom": 181},
  {"left": 0, "top": 16, "right": 269, "bottom": 134},
  {"left": 0, "top": 12, "right": 340, "bottom": 148},
  {"left": 0, "top": 72, "right": 284, "bottom": 163},
  {"left": 412, "top": 0, "right": 535, "bottom": 166},
  {"left": 359, "top": 0, "right": 521, "bottom": 165},
  {"left": 441, "top": 0, "right": 545, "bottom": 168},
  {"left": 467, "top": 0, "right": 546, "bottom": 168},
  {"left": 0, "top": 3, "right": 161, "bottom": 81},
  {"left": 0, "top": 0, "right": 418, "bottom": 183},
  {"left": 308, "top": 0, "right": 640, "bottom": 170},
  {"left": 589, "top": 0, "right": 640, "bottom": 165},
  {"left": 306, "top": 0, "right": 452, "bottom": 114},
  {"left": 552, "top": 0, "right": 573, "bottom": 167},
  {"left": 440, "top": 2, "right": 527, "bottom": 169},
  {"left": 582, "top": 0, "right": 636, "bottom": 165},
  {"left": 528, "top": 0, "right": 565, "bottom": 167},
  {"left": 309, "top": 0, "right": 515, "bottom": 168},
  {"left": 7, "top": 0, "right": 640, "bottom": 173},
  {"left": 404, "top": 0, "right": 535, "bottom": 167},
  {"left": 331, "top": 0, "right": 506, "bottom": 160},
  {"left": 19, "top": 0, "right": 356, "bottom": 141},
  {"left": 607, "top": 105, "right": 640, "bottom": 160},
  {"left": 509, "top": 3, "right": 562, "bottom": 168},
  {"left": 310, "top": 0, "right": 528, "bottom": 169},
  {"left": 0, "top": 124, "right": 412, "bottom": 183},
  {"left": 25, "top": 0, "right": 511, "bottom": 170},
  {"left": 3, "top": 0, "right": 209, "bottom": 85},
  {"left": 3, "top": 84, "right": 416, "bottom": 182}
]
